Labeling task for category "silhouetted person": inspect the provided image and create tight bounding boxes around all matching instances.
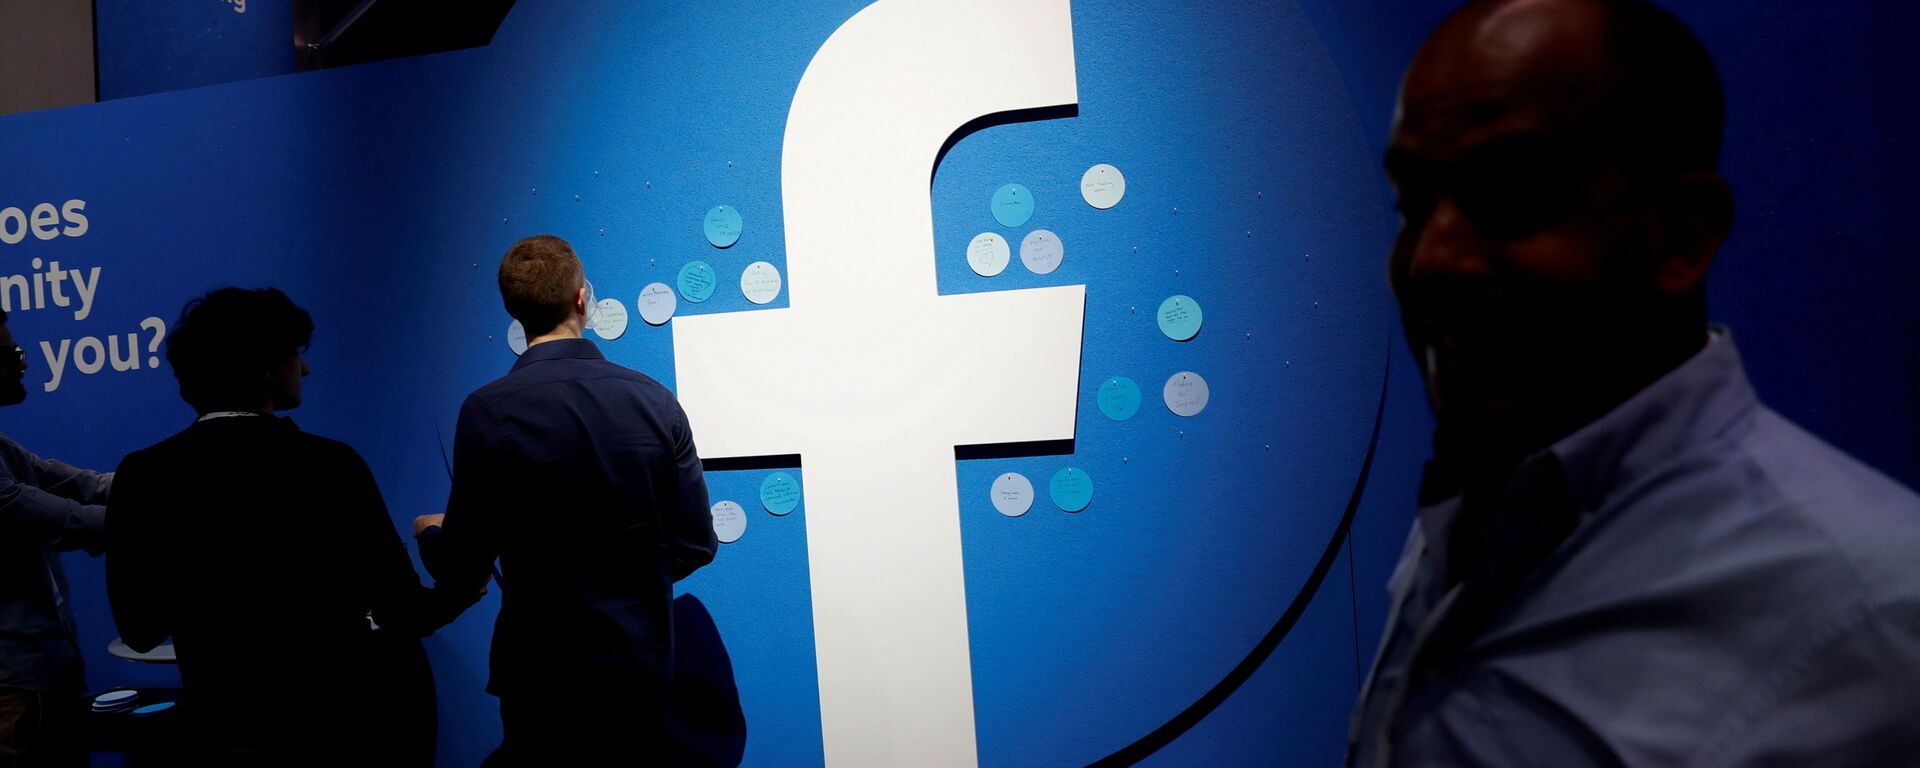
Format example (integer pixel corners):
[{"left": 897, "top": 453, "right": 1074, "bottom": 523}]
[
  {"left": 1350, "top": 1, "right": 1920, "bottom": 765},
  {"left": 414, "top": 235, "right": 717, "bottom": 765},
  {"left": 107, "top": 288, "right": 468, "bottom": 766},
  {"left": 0, "top": 308, "right": 110, "bottom": 767}
]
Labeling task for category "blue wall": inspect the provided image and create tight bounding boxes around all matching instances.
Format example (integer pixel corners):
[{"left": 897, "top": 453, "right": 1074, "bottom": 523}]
[
  {"left": 94, "top": 0, "right": 295, "bottom": 101},
  {"left": 2, "top": 1, "right": 1913, "bottom": 766}
]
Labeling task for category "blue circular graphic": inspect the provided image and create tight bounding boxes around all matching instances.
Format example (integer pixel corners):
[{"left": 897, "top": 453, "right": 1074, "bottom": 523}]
[
  {"left": 1096, "top": 376, "right": 1142, "bottom": 421},
  {"left": 678, "top": 261, "right": 717, "bottom": 303},
  {"left": 990, "top": 183, "right": 1035, "bottom": 228},
  {"left": 761, "top": 472, "right": 801, "bottom": 516},
  {"left": 1049, "top": 467, "right": 1093, "bottom": 513},
  {"left": 704, "top": 204, "right": 743, "bottom": 248},
  {"left": 1157, "top": 294, "right": 1204, "bottom": 341}
]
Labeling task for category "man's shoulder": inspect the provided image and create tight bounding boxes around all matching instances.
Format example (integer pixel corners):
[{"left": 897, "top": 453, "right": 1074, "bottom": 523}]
[
  {"left": 1730, "top": 407, "right": 1920, "bottom": 591},
  {"left": 472, "top": 358, "right": 677, "bottom": 406}
]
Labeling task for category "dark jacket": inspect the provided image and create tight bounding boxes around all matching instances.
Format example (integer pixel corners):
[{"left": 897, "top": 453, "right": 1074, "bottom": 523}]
[
  {"left": 106, "top": 415, "right": 465, "bottom": 762},
  {"left": 421, "top": 338, "right": 717, "bottom": 702}
]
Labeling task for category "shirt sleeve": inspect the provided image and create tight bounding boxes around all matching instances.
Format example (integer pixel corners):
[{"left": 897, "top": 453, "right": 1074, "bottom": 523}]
[
  {"left": 0, "top": 435, "right": 108, "bottom": 554},
  {"left": 667, "top": 402, "right": 717, "bottom": 582},
  {"left": 423, "top": 396, "right": 506, "bottom": 598},
  {"left": 341, "top": 445, "right": 475, "bottom": 636},
  {"left": 1694, "top": 600, "right": 1920, "bottom": 768},
  {"left": 105, "top": 450, "right": 169, "bottom": 653}
]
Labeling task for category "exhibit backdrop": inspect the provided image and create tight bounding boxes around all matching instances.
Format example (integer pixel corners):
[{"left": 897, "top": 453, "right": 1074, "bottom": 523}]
[
  {"left": 7, "top": 1, "right": 1402, "bottom": 765},
  {"left": 2, "top": 1, "right": 1914, "bottom": 766}
]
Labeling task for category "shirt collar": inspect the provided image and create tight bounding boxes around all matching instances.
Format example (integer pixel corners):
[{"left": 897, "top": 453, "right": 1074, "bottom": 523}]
[
  {"left": 1545, "top": 326, "right": 1757, "bottom": 513},
  {"left": 1415, "top": 327, "right": 1757, "bottom": 580},
  {"left": 511, "top": 337, "right": 604, "bottom": 372}
]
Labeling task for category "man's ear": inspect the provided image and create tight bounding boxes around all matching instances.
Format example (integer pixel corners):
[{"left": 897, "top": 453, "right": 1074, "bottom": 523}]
[
  {"left": 576, "top": 286, "right": 590, "bottom": 317},
  {"left": 1654, "top": 171, "right": 1734, "bottom": 297}
]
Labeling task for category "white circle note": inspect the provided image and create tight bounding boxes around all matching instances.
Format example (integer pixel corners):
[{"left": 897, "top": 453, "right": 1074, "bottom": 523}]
[
  {"left": 1080, "top": 163, "right": 1126, "bottom": 209},
  {"left": 1020, "top": 229, "right": 1064, "bottom": 275},
  {"left": 638, "top": 282, "right": 677, "bottom": 326},
  {"left": 968, "top": 232, "right": 1011, "bottom": 277},
  {"left": 990, "top": 472, "right": 1034, "bottom": 517},
  {"left": 712, "top": 500, "right": 747, "bottom": 544},
  {"left": 1164, "top": 371, "right": 1211, "bottom": 417},
  {"left": 592, "top": 298, "right": 629, "bottom": 340},
  {"left": 740, "top": 261, "right": 783, "bottom": 305},
  {"left": 506, "top": 320, "right": 527, "bottom": 355}
]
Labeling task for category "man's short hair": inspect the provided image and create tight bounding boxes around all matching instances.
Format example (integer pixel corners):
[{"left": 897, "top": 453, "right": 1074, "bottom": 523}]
[
  {"left": 166, "top": 287, "right": 313, "bottom": 413},
  {"left": 498, "top": 235, "right": 584, "bottom": 336}
]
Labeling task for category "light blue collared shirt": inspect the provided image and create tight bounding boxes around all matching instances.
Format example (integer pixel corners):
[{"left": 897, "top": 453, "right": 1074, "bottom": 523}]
[{"left": 1349, "top": 330, "right": 1920, "bottom": 767}]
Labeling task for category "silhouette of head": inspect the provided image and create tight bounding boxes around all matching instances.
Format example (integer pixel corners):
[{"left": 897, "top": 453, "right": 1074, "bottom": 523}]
[
  {"left": 1388, "top": 0, "right": 1734, "bottom": 474},
  {"left": 0, "top": 310, "right": 27, "bottom": 406},
  {"left": 167, "top": 287, "right": 313, "bottom": 415}
]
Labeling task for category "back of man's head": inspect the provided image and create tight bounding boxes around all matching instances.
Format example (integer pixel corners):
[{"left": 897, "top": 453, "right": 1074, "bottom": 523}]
[
  {"left": 498, "top": 234, "right": 584, "bottom": 337},
  {"left": 167, "top": 287, "right": 312, "bottom": 413}
]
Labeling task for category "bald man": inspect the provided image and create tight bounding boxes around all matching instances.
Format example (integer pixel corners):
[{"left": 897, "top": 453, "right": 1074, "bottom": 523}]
[{"left": 1349, "top": 1, "right": 1920, "bottom": 766}]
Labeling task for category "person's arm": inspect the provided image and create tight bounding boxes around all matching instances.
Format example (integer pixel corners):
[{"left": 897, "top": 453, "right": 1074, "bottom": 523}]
[
  {"left": 667, "top": 403, "right": 717, "bottom": 581},
  {"left": 0, "top": 435, "right": 107, "bottom": 554},
  {"left": 104, "top": 450, "right": 169, "bottom": 652},
  {"left": 341, "top": 445, "right": 473, "bottom": 636},
  {"left": 417, "top": 396, "right": 504, "bottom": 599}
]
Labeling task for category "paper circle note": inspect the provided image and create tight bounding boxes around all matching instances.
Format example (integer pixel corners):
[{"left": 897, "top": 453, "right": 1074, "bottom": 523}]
[
  {"left": 678, "top": 261, "right": 717, "bottom": 303},
  {"left": 1020, "top": 230, "right": 1064, "bottom": 275},
  {"left": 1097, "top": 376, "right": 1142, "bottom": 421},
  {"left": 1157, "top": 295, "right": 1204, "bottom": 341},
  {"left": 761, "top": 472, "right": 800, "bottom": 516},
  {"left": 991, "top": 184, "right": 1034, "bottom": 228},
  {"left": 1050, "top": 467, "right": 1093, "bottom": 512},
  {"left": 506, "top": 320, "right": 527, "bottom": 355},
  {"left": 990, "top": 472, "right": 1034, "bottom": 517},
  {"left": 592, "top": 298, "right": 629, "bottom": 340},
  {"left": 638, "top": 282, "right": 677, "bottom": 325},
  {"left": 711, "top": 500, "right": 747, "bottom": 543},
  {"left": 740, "top": 261, "right": 782, "bottom": 305},
  {"left": 968, "top": 232, "right": 1011, "bottom": 277},
  {"left": 704, "top": 205, "right": 742, "bottom": 248},
  {"left": 1164, "top": 371, "right": 1211, "bottom": 417},
  {"left": 1080, "top": 164, "right": 1126, "bottom": 209}
]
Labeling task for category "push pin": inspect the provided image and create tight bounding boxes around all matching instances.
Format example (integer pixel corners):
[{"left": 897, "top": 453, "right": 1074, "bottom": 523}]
[
  {"left": 1179, "top": 431, "right": 1185, "bottom": 438},
  {"left": 594, "top": 171, "right": 601, "bottom": 178},
  {"left": 1172, "top": 207, "right": 1180, "bottom": 214},
  {"left": 645, "top": 181, "right": 652, "bottom": 188},
  {"left": 599, "top": 228, "right": 606, "bottom": 236},
  {"left": 575, "top": 195, "right": 581, "bottom": 202},
  {"left": 1265, "top": 444, "right": 1271, "bottom": 451},
  {"left": 531, "top": 187, "right": 537, "bottom": 194},
  {"left": 1123, "top": 457, "right": 1129, "bottom": 464},
  {"left": 1285, "top": 361, "right": 1292, "bottom": 368}
]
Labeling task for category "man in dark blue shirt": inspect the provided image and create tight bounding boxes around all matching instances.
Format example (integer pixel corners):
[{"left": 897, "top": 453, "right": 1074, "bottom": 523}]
[
  {"left": 416, "top": 234, "right": 717, "bottom": 766},
  {"left": 0, "top": 308, "right": 111, "bottom": 767}
]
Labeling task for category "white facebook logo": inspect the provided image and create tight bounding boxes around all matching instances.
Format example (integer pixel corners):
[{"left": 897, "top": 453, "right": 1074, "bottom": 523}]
[{"left": 671, "top": 0, "right": 1085, "bottom": 764}]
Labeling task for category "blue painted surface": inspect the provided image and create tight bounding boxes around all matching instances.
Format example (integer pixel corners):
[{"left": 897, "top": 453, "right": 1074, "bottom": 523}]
[
  {"left": 94, "top": 0, "right": 295, "bottom": 101},
  {"left": 3, "top": 1, "right": 1912, "bottom": 767}
]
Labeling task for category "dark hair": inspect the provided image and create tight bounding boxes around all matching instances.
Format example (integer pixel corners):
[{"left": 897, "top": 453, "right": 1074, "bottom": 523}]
[
  {"left": 498, "top": 234, "right": 583, "bottom": 336},
  {"left": 166, "top": 287, "right": 313, "bottom": 413},
  {"left": 0, "top": 307, "right": 8, "bottom": 323}
]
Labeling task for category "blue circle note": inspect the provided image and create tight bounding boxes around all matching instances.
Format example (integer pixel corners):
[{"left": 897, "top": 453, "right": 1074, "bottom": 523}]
[
  {"left": 761, "top": 472, "right": 801, "bottom": 516},
  {"left": 1157, "top": 294, "right": 1204, "bottom": 341},
  {"left": 991, "top": 184, "right": 1034, "bottom": 228},
  {"left": 678, "top": 261, "right": 717, "bottom": 303},
  {"left": 1050, "top": 467, "right": 1093, "bottom": 513},
  {"left": 1096, "top": 376, "right": 1142, "bottom": 421},
  {"left": 704, "top": 205, "right": 742, "bottom": 248}
]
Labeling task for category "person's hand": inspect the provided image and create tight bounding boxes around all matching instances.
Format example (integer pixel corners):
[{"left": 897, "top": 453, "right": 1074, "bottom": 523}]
[{"left": 413, "top": 513, "right": 445, "bottom": 537}]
